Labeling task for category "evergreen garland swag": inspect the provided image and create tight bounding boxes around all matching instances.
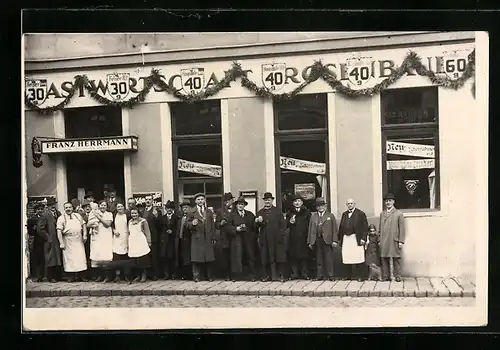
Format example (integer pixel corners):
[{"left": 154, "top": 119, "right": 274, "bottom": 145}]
[{"left": 25, "top": 49, "right": 475, "bottom": 115}]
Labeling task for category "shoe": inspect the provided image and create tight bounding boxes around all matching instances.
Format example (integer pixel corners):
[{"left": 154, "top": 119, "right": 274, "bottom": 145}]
[
  {"left": 67, "top": 278, "right": 75, "bottom": 283},
  {"left": 194, "top": 278, "right": 200, "bottom": 283},
  {"left": 395, "top": 277, "right": 402, "bottom": 282},
  {"left": 329, "top": 277, "right": 336, "bottom": 281},
  {"left": 102, "top": 277, "right": 112, "bottom": 283},
  {"left": 80, "top": 277, "right": 88, "bottom": 282},
  {"left": 225, "top": 276, "right": 231, "bottom": 281},
  {"left": 132, "top": 276, "right": 141, "bottom": 283},
  {"left": 36, "top": 277, "right": 43, "bottom": 282},
  {"left": 95, "top": 276, "right": 103, "bottom": 282},
  {"left": 358, "top": 278, "right": 366, "bottom": 282},
  {"left": 150, "top": 276, "right": 158, "bottom": 281},
  {"left": 113, "top": 276, "right": 121, "bottom": 283},
  {"left": 50, "top": 279, "right": 57, "bottom": 283},
  {"left": 140, "top": 273, "right": 147, "bottom": 283}
]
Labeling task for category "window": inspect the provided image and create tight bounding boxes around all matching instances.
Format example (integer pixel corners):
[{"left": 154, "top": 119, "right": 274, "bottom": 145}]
[
  {"left": 170, "top": 100, "right": 223, "bottom": 210},
  {"left": 381, "top": 87, "right": 440, "bottom": 210},
  {"left": 274, "top": 93, "right": 329, "bottom": 213},
  {"left": 65, "top": 106, "right": 122, "bottom": 138}
]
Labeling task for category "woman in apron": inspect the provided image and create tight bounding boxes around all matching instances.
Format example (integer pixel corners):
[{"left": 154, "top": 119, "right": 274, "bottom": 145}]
[
  {"left": 56, "top": 202, "right": 88, "bottom": 282},
  {"left": 87, "top": 200, "right": 114, "bottom": 282},
  {"left": 128, "top": 208, "right": 152, "bottom": 283},
  {"left": 111, "top": 202, "right": 131, "bottom": 282}
]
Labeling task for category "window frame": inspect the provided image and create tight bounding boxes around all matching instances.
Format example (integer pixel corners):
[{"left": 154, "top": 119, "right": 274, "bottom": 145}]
[
  {"left": 170, "top": 100, "right": 222, "bottom": 138},
  {"left": 380, "top": 87, "right": 441, "bottom": 212}
]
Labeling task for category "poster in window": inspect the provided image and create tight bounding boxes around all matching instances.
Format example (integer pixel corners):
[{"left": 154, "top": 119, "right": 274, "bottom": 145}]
[
  {"left": 133, "top": 192, "right": 163, "bottom": 207},
  {"left": 294, "top": 183, "right": 316, "bottom": 200}
]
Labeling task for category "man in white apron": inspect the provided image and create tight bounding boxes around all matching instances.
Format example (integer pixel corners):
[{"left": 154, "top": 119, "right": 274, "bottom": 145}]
[
  {"left": 338, "top": 198, "right": 369, "bottom": 281},
  {"left": 56, "top": 202, "right": 88, "bottom": 282}
]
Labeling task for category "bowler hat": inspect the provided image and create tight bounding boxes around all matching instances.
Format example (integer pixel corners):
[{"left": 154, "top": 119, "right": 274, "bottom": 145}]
[
  {"left": 165, "top": 200, "right": 176, "bottom": 209},
  {"left": 315, "top": 197, "right": 327, "bottom": 206},
  {"left": 193, "top": 193, "right": 205, "bottom": 200},
  {"left": 383, "top": 193, "right": 396, "bottom": 200},
  {"left": 81, "top": 199, "right": 91, "bottom": 208},
  {"left": 262, "top": 192, "right": 275, "bottom": 200},
  {"left": 289, "top": 194, "right": 304, "bottom": 202},
  {"left": 235, "top": 196, "right": 248, "bottom": 206},
  {"left": 107, "top": 185, "right": 116, "bottom": 192},
  {"left": 223, "top": 192, "right": 235, "bottom": 202},
  {"left": 33, "top": 202, "right": 45, "bottom": 210},
  {"left": 84, "top": 191, "right": 94, "bottom": 199},
  {"left": 180, "top": 199, "right": 192, "bottom": 207},
  {"left": 46, "top": 197, "right": 57, "bottom": 205}
]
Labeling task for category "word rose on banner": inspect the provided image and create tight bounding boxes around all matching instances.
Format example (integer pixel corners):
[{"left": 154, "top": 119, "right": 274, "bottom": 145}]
[{"left": 178, "top": 159, "right": 222, "bottom": 178}]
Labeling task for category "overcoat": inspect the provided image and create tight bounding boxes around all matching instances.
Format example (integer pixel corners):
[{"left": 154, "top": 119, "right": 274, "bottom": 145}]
[
  {"left": 255, "top": 206, "right": 287, "bottom": 264},
  {"left": 177, "top": 213, "right": 191, "bottom": 266},
  {"left": 338, "top": 208, "right": 368, "bottom": 246},
  {"left": 187, "top": 207, "right": 216, "bottom": 263},
  {"left": 378, "top": 208, "right": 406, "bottom": 258},
  {"left": 215, "top": 205, "right": 234, "bottom": 249},
  {"left": 37, "top": 210, "right": 62, "bottom": 268},
  {"left": 307, "top": 211, "right": 338, "bottom": 246},
  {"left": 226, "top": 209, "right": 256, "bottom": 273},
  {"left": 142, "top": 207, "right": 161, "bottom": 244},
  {"left": 286, "top": 206, "right": 311, "bottom": 259},
  {"left": 159, "top": 213, "right": 179, "bottom": 263}
]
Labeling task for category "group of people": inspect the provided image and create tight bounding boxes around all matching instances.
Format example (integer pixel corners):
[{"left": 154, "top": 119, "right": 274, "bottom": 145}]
[{"left": 26, "top": 185, "right": 406, "bottom": 284}]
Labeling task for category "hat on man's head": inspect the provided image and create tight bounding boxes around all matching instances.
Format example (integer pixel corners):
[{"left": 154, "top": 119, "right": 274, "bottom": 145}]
[
  {"left": 383, "top": 193, "right": 396, "bottom": 200},
  {"left": 165, "top": 200, "right": 176, "bottom": 209},
  {"left": 81, "top": 199, "right": 91, "bottom": 208},
  {"left": 223, "top": 192, "right": 235, "bottom": 202},
  {"left": 235, "top": 196, "right": 248, "bottom": 206},
  {"left": 84, "top": 191, "right": 94, "bottom": 199},
  {"left": 290, "top": 194, "right": 303, "bottom": 202},
  {"left": 193, "top": 193, "right": 205, "bottom": 200},
  {"left": 180, "top": 199, "right": 192, "bottom": 207},
  {"left": 262, "top": 192, "right": 275, "bottom": 200},
  {"left": 107, "top": 185, "right": 116, "bottom": 192},
  {"left": 315, "top": 197, "right": 327, "bottom": 206},
  {"left": 46, "top": 197, "right": 57, "bottom": 205},
  {"left": 33, "top": 202, "right": 45, "bottom": 210}
]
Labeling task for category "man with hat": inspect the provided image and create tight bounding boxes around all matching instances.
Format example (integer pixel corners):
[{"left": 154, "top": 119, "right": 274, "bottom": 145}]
[
  {"left": 105, "top": 185, "right": 123, "bottom": 215},
  {"left": 143, "top": 195, "right": 162, "bottom": 280},
  {"left": 226, "top": 196, "right": 257, "bottom": 281},
  {"left": 29, "top": 202, "right": 47, "bottom": 282},
  {"left": 37, "top": 198, "right": 63, "bottom": 282},
  {"left": 159, "top": 200, "right": 179, "bottom": 279},
  {"left": 47, "top": 197, "right": 61, "bottom": 219},
  {"left": 177, "top": 199, "right": 193, "bottom": 280},
  {"left": 215, "top": 192, "right": 235, "bottom": 280},
  {"left": 379, "top": 193, "right": 406, "bottom": 282},
  {"left": 80, "top": 199, "right": 93, "bottom": 280},
  {"left": 307, "top": 198, "right": 338, "bottom": 281},
  {"left": 84, "top": 191, "right": 99, "bottom": 210},
  {"left": 187, "top": 192, "right": 216, "bottom": 282},
  {"left": 255, "top": 192, "right": 287, "bottom": 282},
  {"left": 286, "top": 194, "right": 312, "bottom": 280}
]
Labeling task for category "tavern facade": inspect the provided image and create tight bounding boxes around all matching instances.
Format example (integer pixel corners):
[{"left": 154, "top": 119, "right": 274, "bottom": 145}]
[{"left": 23, "top": 32, "right": 483, "bottom": 279}]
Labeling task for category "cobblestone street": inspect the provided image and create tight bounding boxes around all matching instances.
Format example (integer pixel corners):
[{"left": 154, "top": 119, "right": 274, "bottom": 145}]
[{"left": 26, "top": 295, "right": 476, "bottom": 308}]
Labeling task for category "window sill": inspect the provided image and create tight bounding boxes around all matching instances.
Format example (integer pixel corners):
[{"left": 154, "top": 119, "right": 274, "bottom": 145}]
[{"left": 401, "top": 209, "right": 444, "bottom": 218}]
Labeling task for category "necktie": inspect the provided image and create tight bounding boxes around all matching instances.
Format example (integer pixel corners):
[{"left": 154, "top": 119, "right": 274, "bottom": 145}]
[{"left": 240, "top": 211, "right": 244, "bottom": 217}]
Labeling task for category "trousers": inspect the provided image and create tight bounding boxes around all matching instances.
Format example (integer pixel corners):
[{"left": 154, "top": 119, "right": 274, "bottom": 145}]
[
  {"left": 381, "top": 257, "right": 402, "bottom": 279},
  {"left": 315, "top": 238, "right": 334, "bottom": 279}
]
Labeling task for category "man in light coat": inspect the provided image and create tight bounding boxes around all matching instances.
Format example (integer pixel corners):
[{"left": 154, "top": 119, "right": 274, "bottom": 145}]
[{"left": 379, "top": 193, "right": 406, "bottom": 282}]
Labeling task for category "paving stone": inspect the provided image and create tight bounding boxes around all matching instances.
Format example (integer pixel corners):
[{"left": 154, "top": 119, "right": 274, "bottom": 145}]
[
  {"left": 276, "top": 280, "right": 299, "bottom": 296},
  {"left": 317, "top": 280, "right": 338, "bottom": 296},
  {"left": 416, "top": 278, "right": 434, "bottom": 297},
  {"left": 290, "top": 280, "right": 312, "bottom": 296},
  {"left": 358, "top": 280, "right": 376, "bottom": 297},
  {"left": 454, "top": 277, "right": 476, "bottom": 297},
  {"left": 430, "top": 277, "right": 450, "bottom": 297},
  {"left": 403, "top": 278, "right": 418, "bottom": 297},
  {"left": 374, "top": 281, "right": 391, "bottom": 297},
  {"left": 190, "top": 281, "right": 212, "bottom": 295},
  {"left": 256, "top": 281, "right": 275, "bottom": 296},
  {"left": 245, "top": 281, "right": 265, "bottom": 295},
  {"left": 390, "top": 280, "right": 404, "bottom": 297},
  {"left": 302, "top": 280, "right": 326, "bottom": 296},
  {"left": 442, "top": 278, "right": 463, "bottom": 297},
  {"left": 346, "top": 281, "right": 364, "bottom": 297},
  {"left": 331, "top": 280, "right": 350, "bottom": 296},
  {"left": 203, "top": 281, "right": 223, "bottom": 295},
  {"left": 205, "top": 281, "right": 232, "bottom": 295}
]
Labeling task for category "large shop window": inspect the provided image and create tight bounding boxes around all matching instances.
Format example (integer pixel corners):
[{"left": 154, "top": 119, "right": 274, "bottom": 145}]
[
  {"left": 170, "top": 100, "right": 223, "bottom": 210},
  {"left": 381, "top": 87, "right": 440, "bottom": 210},
  {"left": 274, "top": 94, "right": 329, "bottom": 213}
]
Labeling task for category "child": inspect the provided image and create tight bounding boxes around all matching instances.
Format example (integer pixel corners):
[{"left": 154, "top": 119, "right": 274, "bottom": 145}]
[{"left": 365, "top": 224, "right": 381, "bottom": 281}]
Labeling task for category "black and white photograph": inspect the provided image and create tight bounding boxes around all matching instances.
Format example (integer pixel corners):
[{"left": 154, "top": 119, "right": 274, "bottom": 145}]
[{"left": 22, "top": 30, "right": 488, "bottom": 330}]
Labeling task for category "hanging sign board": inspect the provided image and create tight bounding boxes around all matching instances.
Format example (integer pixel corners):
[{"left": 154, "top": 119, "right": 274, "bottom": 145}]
[
  {"left": 132, "top": 192, "right": 163, "bottom": 207},
  {"left": 239, "top": 190, "right": 258, "bottom": 216},
  {"left": 294, "top": 183, "right": 316, "bottom": 200},
  {"left": 387, "top": 159, "right": 435, "bottom": 170},
  {"left": 386, "top": 141, "right": 435, "bottom": 158},
  {"left": 178, "top": 159, "right": 222, "bottom": 178},
  {"left": 280, "top": 156, "right": 326, "bottom": 175},
  {"left": 40, "top": 136, "right": 138, "bottom": 154}
]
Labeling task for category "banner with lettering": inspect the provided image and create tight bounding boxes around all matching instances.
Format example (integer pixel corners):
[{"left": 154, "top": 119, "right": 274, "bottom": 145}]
[
  {"left": 387, "top": 159, "right": 435, "bottom": 170},
  {"left": 132, "top": 192, "right": 163, "bottom": 207},
  {"left": 280, "top": 156, "right": 326, "bottom": 175},
  {"left": 178, "top": 159, "right": 222, "bottom": 178},
  {"left": 386, "top": 141, "right": 435, "bottom": 158}
]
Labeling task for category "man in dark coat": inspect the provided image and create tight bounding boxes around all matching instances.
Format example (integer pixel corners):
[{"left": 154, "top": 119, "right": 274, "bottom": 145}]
[
  {"left": 286, "top": 194, "right": 311, "bottom": 280},
  {"left": 106, "top": 185, "right": 124, "bottom": 215},
  {"left": 338, "top": 198, "right": 369, "bottom": 281},
  {"left": 187, "top": 193, "right": 216, "bottom": 282},
  {"left": 215, "top": 192, "right": 235, "bottom": 280},
  {"left": 143, "top": 195, "right": 162, "bottom": 280},
  {"left": 159, "top": 200, "right": 179, "bottom": 279},
  {"left": 307, "top": 198, "right": 338, "bottom": 280},
  {"left": 227, "top": 196, "right": 257, "bottom": 281},
  {"left": 29, "top": 203, "right": 46, "bottom": 281},
  {"left": 79, "top": 199, "right": 92, "bottom": 281},
  {"left": 37, "top": 203, "right": 62, "bottom": 282},
  {"left": 255, "top": 192, "right": 287, "bottom": 282},
  {"left": 177, "top": 199, "right": 192, "bottom": 280}
]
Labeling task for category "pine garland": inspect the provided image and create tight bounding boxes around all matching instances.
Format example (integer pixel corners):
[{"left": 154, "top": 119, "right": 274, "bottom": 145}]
[{"left": 25, "top": 49, "right": 475, "bottom": 114}]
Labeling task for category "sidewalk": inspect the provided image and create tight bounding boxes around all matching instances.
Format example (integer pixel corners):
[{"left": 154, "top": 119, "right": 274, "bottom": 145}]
[{"left": 25, "top": 276, "right": 475, "bottom": 298}]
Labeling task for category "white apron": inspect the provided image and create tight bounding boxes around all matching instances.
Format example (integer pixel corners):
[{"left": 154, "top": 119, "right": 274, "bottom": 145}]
[
  {"left": 89, "top": 211, "right": 114, "bottom": 263},
  {"left": 58, "top": 214, "right": 87, "bottom": 272},
  {"left": 342, "top": 234, "right": 365, "bottom": 264},
  {"left": 128, "top": 219, "right": 150, "bottom": 258},
  {"left": 113, "top": 213, "right": 129, "bottom": 255}
]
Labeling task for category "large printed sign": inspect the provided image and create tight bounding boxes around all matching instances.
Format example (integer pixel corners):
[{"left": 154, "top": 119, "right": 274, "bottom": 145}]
[
  {"left": 132, "top": 192, "right": 163, "bottom": 207},
  {"left": 40, "top": 136, "right": 138, "bottom": 154},
  {"left": 24, "top": 43, "right": 475, "bottom": 109},
  {"left": 280, "top": 156, "right": 326, "bottom": 175},
  {"left": 294, "top": 183, "right": 316, "bottom": 200},
  {"left": 387, "top": 159, "right": 435, "bottom": 170},
  {"left": 178, "top": 159, "right": 222, "bottom": 178},
  {"left": 386, "top": 141, "right": 435, "bottom": 158}
]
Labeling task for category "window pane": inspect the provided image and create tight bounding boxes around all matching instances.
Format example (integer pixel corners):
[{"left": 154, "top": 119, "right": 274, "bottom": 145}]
[
  {"left": 183, "top": 183, "right": 204, "bottom": 196},
  {"left": 177, "top": 144, "right": 222, "bottom": 179},
  {"left": 385, "top": 134, "right": 438, "bottom": 209},
  {"left": 206, "top": 196, "right": 223, "bottom": 211},
  {"left": 382, "top": 87, "right": 438, "bottom": 125},
  {"left": 205, "top": 182, "right": 222, "bottom": 195},
  {"left": 65, "top": 106, "right": 122, "bottom": 138},
  {"left": 274, "top": 94, "right": 327, "bottom": 130},
  {"left": 279, "top": 139, "right": 328, "bottom": 213},
  {"left": 171, "top": 100, "right": 221, "bottom": 135}
]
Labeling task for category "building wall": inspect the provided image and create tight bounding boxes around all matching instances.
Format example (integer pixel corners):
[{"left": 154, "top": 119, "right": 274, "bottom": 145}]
[
  {"left": 128, "top": 103, "right": 163, "bottom": 194},
  {"left": 226, "top": 97, "right": 268, "bottom": 207},
  {"left": 24, "top": 110, "right": 57, "bottom": 197}
]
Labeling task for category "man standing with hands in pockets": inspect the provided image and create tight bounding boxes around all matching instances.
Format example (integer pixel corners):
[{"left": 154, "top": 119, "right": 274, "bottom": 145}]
[{"left": 307, "top": 198, "right": 338, "bottom": 281}]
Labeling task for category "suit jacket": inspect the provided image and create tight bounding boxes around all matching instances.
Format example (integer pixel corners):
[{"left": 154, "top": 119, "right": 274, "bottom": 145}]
[
  {"left": 142, "top": 206, "right": 161, "bottom": 243},
  {"left": 307, "top": 211, "right": 338, "bottom": 246},
  {"left": 106, "top": 196, "right": 124, "bottom": 215},
  {"left": 187, "top": 205, "right": 216, "bottom": 262},
  {"left": 227, "top": 209, "right": 256, "bottom": 237},
  {"left": 338, "top": 208, "right": 368, "bottom": 246}
]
